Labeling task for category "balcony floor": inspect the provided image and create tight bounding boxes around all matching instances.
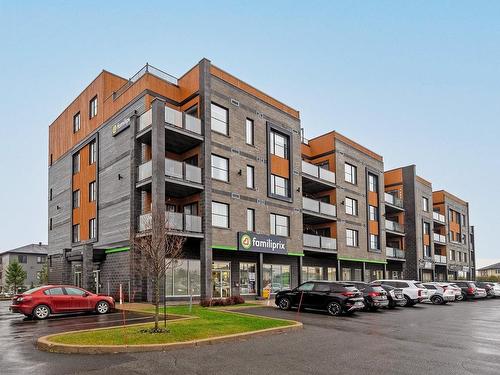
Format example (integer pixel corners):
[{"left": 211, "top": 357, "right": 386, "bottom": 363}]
[
  {"left": 303, "top": 211, "right": 337, "bottom": 225},
  {"left": 302, "top": 177, "right": 336, "bottom": 194}
]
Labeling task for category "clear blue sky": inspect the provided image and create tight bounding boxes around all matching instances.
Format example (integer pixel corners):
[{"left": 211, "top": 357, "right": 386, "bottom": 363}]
[{"left": 0, "top": 1, "right": 498, "bottom": 267}]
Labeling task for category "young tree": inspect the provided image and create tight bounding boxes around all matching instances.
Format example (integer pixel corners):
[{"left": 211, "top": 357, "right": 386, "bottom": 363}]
[
  {"left": 133, "top": 214, "right": 185, "bottom": 332},
  {"left": 38, "top": 263, "right": 49, "bottom": 285},
  {"left": 6, "top": 261, "right": 27, "bottom": 293}
]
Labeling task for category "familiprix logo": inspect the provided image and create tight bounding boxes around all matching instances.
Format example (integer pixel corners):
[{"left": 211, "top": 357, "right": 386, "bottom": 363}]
[
  {"left": 237, "top": 232, "right": 288, "bottom": 255},
  {"left": 240, "top": 234, "right": 252, "bottom": 250}
]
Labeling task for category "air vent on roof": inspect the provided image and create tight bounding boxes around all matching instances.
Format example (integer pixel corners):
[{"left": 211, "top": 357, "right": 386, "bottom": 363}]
[
  {"left": 230, "top": 98, "right": 240, "bottom": 107},
  {"left": 231, "top": 193, "right": 240, "bottom": 200}
]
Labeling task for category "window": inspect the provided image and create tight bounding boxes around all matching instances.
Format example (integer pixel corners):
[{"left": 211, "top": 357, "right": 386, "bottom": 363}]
[
  {"left": 72, "top": 190, "right": 80, "bottom": 209},
  {"left": 450, "top": 250, "right": 456, "bottom": 261},
  {"left": 89, "top": 140, "right": 96, "bottom": 165},
  {"left": 211, "top": 154, "right": 229, "bottom": 181},
  {"left": 246, "top": 118, "right": 254, "bottom": 145},
  {"left": 464, "top": 253, "right": 467, "bottom": 263},
  {"left": 270, "top": 174, "right": 289, "bottom": 197},
  {"left": 165, "top": 259, "right": 201, "bottom": 296},
  {"left": 72, "top": 224, "right": 80, "bottom": 243},
  {"left": 327, "top": 267, "right": 337, "bottom": 281},
  {"left": 89, "top": 181, "right": 96, "bottom": 202},
  {"left": 368, "top": 173, "right": 378, "bottom": 192},
  {"left": 240, "top": 263, "right": 257, "bottom": 294},
  {"left": 270, "top": 213, "right": 289, "bottom": 237},
  {"left": 344, "top": 163, "right": 357, "bottom": 184},
  {"left": 37, "top": 256, "right": 46, "bottom": 264},
  {"left": 345, "top": 197, "right": 358, "bottom": 216},
  {"left": 73, "top": 112, "right": 81, "bottom": 133},
  {"left": 423, "top": 222, "right": 430, "bottom": 235},
  {"left": 211, "top": 103, "right": 228, "bottom": 135},
  {"left": 49, "top": 188, "right": 53, "bottom": 201},
  {"left": 424, "top": 245, "right": 431, "bottom": 258},
  {"left": 297, "top": 282, "right": 315, "bottom": 292},
  {"left": 65, "top": 287, "right": 86, "bottom": 296},
  {"left": 212, "top": 202, "right": 229, "bottom": 228},
  {"left": 17, "top": 255, "right": 27, "bottom": 264},
  {"left": 246, "top": 165, "right": 255, "bottom": 189},
  {"left": 302, "top": 266, "right": 323, "bottom": 281},
  {"left": 72, "top": 152, "right": 80, "bottom": 174},
  {"left": 89, "top": 218, "right": 96, "bottom": 240},
  {"left": 370, "top": 234, "right": 379, "bottom": 250},
  {"left": 423, "top": 197, "right": 429, "bottom": 212},
  {"left": 369, "top": 205, "right": 378, "bottom": 221},
  {"left": 44, "top": 287, "right": 65, "bottom": 296},
  {"left": 270, "top": 130, "right": 288, "bottom": 159},
  {"left": 89, "top": 95, "right": 98, "bottom": 118},
  {"left": 346, "top": 229, "right": 359, "bottom": 247},
  {"left": 49, "top": 218, "right": 53, "bottom": 231},
  {"left": 263, "top": 264, "right": 290, "bottom": 292},
  {"left": 247, "top": 208, "right": 255, "bottom": 232},
  {"left": 183, "top": 203, "right": 198, "bottom": 216}
]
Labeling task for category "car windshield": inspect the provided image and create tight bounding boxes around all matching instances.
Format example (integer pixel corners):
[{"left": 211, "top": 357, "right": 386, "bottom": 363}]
[
  {"left": 415, "top": 283, "right": 425, "bottom": 288},
  {"left": 23, "top": 286, "right": 46, "bottom": 295}
]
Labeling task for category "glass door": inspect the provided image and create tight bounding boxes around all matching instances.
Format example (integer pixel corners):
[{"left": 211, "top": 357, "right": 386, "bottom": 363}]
[{"left": 212, "top": 262, "right": 231, "bottom": 298}]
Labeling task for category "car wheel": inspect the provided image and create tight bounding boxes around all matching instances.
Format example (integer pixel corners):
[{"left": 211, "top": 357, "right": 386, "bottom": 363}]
[
  {"left": 431, "top": 295, "right": 444, "bottom": 305},
  {"left": 277, "top": 297, "right": 291, "bottom": 311},
  {"left": 456, "top": 294, "right": 464, "bottom": 301},
  {"left": 403, "top": 295, "right": 413, "bottom": 307},
  {"left": 96, "top": 301, "right": 110, "bottom": 314},
  {"left": 388, "top": 300, "right": 396, "bottom": 309},
  {"left": 33, "top": 304, "right": 50, "bottom": 320},
  {"left": 327, "top": 301, "right": 342, "bottom": 316}
]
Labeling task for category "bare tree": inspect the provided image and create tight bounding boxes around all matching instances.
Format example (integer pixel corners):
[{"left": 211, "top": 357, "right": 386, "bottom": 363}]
[{"left": 133, "top": 213, "right": 185, "bottom": 332}]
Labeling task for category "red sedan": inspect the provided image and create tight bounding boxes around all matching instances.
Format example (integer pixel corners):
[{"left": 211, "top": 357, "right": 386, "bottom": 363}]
[{"left": 10, "top": 285, "right": 115, "bottom": 320}]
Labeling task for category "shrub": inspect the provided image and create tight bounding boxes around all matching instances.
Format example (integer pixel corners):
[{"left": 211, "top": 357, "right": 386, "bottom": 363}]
[{"left": 199, "top": 296, "right": 245, "bottom": 307}]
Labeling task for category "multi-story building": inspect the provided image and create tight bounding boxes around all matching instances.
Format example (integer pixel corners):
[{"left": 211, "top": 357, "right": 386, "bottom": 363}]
[
  {"left": 0, "top": 243, "right": 47, "bottom": 293},
  {"left": 477, "top": 262, "right": 500, "bottom": 279},
  {"left": 301, "top": 131, "right": 386, "bottom": 283},
  {"left": 47, "top": 59, "right": 476, "bottom": 301},
  {"left": 383, "top": 166, "right": 475, "bottom": 282}
]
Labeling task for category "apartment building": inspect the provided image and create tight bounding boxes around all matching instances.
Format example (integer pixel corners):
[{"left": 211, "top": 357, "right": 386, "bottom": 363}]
[
  {"left": 47, "top": 59, "right": 476, "bottom": 301},
  {"left": 383, "top": 166, "right": 475, "bottom": 282},
  {"left": 0, "top": 243, "right": 48, "bottom": 293},
  {"left": 301, "top": 132, "right": 386, "bottom": 283}
]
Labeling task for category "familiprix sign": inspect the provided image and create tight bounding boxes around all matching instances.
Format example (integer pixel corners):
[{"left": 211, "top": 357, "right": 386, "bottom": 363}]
[
  {"left": 238, "top": 232, "right": 288, "bottom": 255},
  {"left": 112, "top": 117, "right": 131, "bottom": 136}
]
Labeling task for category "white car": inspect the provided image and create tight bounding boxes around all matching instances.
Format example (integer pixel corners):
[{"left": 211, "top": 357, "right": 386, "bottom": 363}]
[
  {"left": 372, "top": 280, "right": 429, "bottom": 306},
  {"left": 443, "top": 283, "right": 464, "bottom": 301},
  {"left": 422, "top": 283, "right": 456, "bottom": 304},
  {"left": 475, "top": 287, "right": 488, "bottom": 299},
  {"left": 491, "top": 283, "right": 500, "bottom": 297}
]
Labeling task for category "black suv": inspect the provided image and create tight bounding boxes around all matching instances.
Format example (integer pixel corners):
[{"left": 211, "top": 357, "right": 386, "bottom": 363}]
[
  {"left": 275, "top": 281, "right": 365, "bottom": 316},
  {"left": 346, "top": 282, "right": 389, "bottom": 311}
]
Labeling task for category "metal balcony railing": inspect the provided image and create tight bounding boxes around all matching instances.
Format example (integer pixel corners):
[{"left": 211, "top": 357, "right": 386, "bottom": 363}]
[
  {"left": 433, "top": 233, "right": 447, "bottom": 243},
  {"left": 302, "top": 197, "right": 337, "bottom": 217},
  {"left": 138, "top": 212, "right": 202, "bottom": 233},
  {"left": 433, "top": 211, "right": 446, "bottom": 223},
  {"left": 385, "top": 220, "right": 405, "bottom": 233},
  {"left": 386, "top": 247, "right": 405, "bottom": 259},
  {"left": 303, "top": 234, "right": 337, "bottom": 250},
  {"left": 301, "top": 161, "right": 336, "bottom": 183},
  {"left": 384, "top": 192, "right": 403, "bottom": 208},
  {"left": 434, "top": 254, "right": 447, "bottom": 264},
  {"left": 136, "top": 158, "right": 202, "bottom": 184}
]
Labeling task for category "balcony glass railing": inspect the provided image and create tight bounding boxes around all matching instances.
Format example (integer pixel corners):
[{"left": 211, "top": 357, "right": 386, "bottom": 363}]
[
  {"left": 302, "top": 197, "right": 337, "bottom": 217},
  {"left": 138, "top": 212, "right": 202, "bottom": 233},
  {"left": 303, "top": 234, "right": 337, "bottom": 250},
  {"left": 434, "top": 254, "right": 447, "bottom": 264},
  {"left": 137, "top": 158, "right": 202, "bottom": 184},
  {"left": 301, "top": 161, "right": 336, "bottom": 184},
  {"left": 385, "top": 220, "right": 405, "bottom": 233},
  {"left": 165, "top": 106, "right": 202, "bottom": 135},
  {"left": 433, "top": 211, "right": 446, "bottom": 223},
  {"left": 433, "top": 233, "right": 446, "bottom": 243},
  {"left": 386, "top": 247, "right": 405, "bottom": 259},
  {"left": 137, "top": 160, "right": 152, "bottom": 180},
  {"left": 138, "top": 109, "right": 152, "bottom": 131},
  {"left": 384, "top": 192, "right": 403, "bottom": 208}
]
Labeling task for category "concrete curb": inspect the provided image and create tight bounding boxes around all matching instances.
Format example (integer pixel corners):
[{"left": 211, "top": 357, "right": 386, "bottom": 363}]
[{"left": 36, "top": 316, "right": 302, "bottom": 354}]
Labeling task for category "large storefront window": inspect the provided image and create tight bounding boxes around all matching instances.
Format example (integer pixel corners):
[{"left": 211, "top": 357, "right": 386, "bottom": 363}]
[
  {"left": 240, "top": 263, "right": 257, "bottom": 295},
  {"left": 327, "top": 267, "right": 337, "bottom": 281},
  {"left": 342, "top": 267, "right": 362, "bottom": 281},
  {"left": 165, "top": 259, "right": 201, "bottom": 297},
  {"left": 302, "top": 266, "right": 323, "bottom": 282},
  {"left": 263, "top": 264, "right": 290, "bottom": 293},
  {"left": 212, "top": 261, "right": 231, "bottom": 298},
  {"left": 365, "top": 269, "right": 384, "bottom": 282}
]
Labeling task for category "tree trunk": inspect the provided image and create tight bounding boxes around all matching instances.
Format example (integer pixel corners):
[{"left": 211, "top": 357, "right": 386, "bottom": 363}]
[{"left": 154, "top": 276, "right": 159, "bottom": 330}]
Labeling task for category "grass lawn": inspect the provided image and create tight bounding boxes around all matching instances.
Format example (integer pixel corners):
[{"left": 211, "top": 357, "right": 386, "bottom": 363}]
[{"left": 49, "top": 305, "right": 294, "bottom": 346}]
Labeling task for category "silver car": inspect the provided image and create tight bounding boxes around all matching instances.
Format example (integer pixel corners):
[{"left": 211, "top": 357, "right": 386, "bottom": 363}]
[{"left": 422, "top": 283, "right": 456, "bottom": 304}]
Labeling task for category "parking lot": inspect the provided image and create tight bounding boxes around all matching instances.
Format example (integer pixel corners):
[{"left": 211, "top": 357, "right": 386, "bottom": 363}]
[{"left": 1, "top": 298, "right": 500, "bottom": 374}]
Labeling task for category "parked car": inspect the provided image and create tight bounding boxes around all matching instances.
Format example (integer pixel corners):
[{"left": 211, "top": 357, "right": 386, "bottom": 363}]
[
  {"left": 275, "top": 281, "right": 365, "bottom": 316},
  {"left": 10, "top": 285, "right": 115, "bottom": 320},
  {"left": 379, "top": 284, "right": 406, "bottom": 308},
  {"left": 491, "top": 283, "right": 500, "bottom": 297},
  {"left": 372, "top": 280, "right": 429, "bottom": 306},
  {"left": 475, "top": 281, "right": 500, "bottom": 298},
  {"left": 453, "top": 281, "right": 487, "bottom": 300},
  {"left": 346, "top": 282, "right": 389, "bottom": 311},
  {"left": 422, "top": 283, "right": 456, "bottom": 304},
  {"left": 441, "top": 283, "right": 464, "bottom": 301}
]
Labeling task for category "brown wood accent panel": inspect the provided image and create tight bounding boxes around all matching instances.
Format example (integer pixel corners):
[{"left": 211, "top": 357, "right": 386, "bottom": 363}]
[
  {"left": 210, "top": 65, "right": 300, "bottom": 119},
  {"left": 333, "top": 132, "right": 383, "bottom": 161},
  {"left": 369, "top": 221, "right": 379, "bottom": 235},
  {"left": 368, "top": 192, "right": 378, "bottom": 207},
  {"left": 384, "top": 168, "right": 403, "bottom": 186},
  {"left": 423, "top": 234, "right": 430, "bottom": 246},
  {"left": 270, "top": 155, "right": 289, "bottom": 178}
]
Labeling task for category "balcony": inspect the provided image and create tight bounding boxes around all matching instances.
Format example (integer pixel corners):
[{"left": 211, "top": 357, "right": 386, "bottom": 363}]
[
  {"left": 303, "top": 233, "right": 337, "bottom": 252},
  {"left": 386, "top": 247, "right": 405, "bottom": 260},
  {"left": 302, "top": 197, "right": 336, "bottom": 224},
  {"left": 433, "top": 232, "right": 447, "bottom": 244},
  {"left": 385, "top": 220, "right": 405, "bottom": 235},
  {"left": 384, "top": 193, "right": 404, "bottom": 211},
  {"left": 301, "top": 161, "right": 336, "bottom": 193},
  {"left": 434, "top": 254, "right": 447, "bottom": 264},
  {"left": 433, "top": 211, "right": 446, "bottom": 225},
  {"left": 138, "top": 212, "right": 203, "bottom": 237}
]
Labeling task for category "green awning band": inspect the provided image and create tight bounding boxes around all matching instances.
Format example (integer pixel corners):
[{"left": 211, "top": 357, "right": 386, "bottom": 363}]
[
  {"left": 105, "top": 246, "right": 130, "bottom": 254},
  {"left": 338, "top": 256, "right": 387, "bottom": 265}
]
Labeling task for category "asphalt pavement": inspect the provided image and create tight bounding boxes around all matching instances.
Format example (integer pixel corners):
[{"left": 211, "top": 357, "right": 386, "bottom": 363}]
[{"left": 1, "top": 298, "right": 500, "bottom": 374}]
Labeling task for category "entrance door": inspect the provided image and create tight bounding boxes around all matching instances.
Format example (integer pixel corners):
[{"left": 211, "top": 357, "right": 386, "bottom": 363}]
[{"left": 212, "top": 262, "right": 231, "bottom": 298}]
